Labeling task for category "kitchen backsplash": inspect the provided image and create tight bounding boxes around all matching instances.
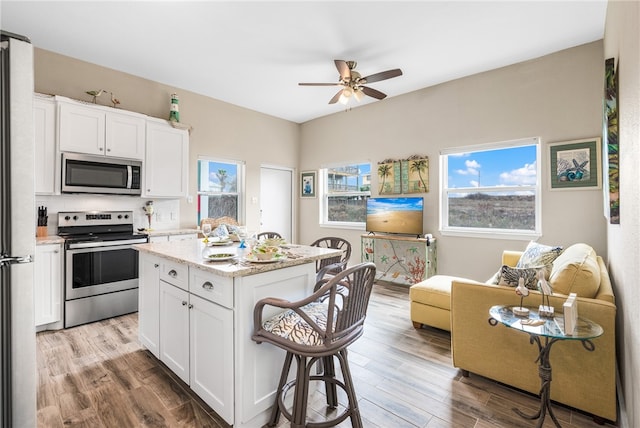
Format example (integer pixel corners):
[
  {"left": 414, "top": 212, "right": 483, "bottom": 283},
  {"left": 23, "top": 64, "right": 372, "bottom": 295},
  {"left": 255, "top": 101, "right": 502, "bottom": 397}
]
[{"left": 36, "top": 194, "right": 182, "bottom": 235}]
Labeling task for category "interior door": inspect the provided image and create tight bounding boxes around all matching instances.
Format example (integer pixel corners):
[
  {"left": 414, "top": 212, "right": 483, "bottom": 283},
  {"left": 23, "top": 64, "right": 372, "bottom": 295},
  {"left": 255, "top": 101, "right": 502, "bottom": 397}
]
[{"left": 259, "top": 166, "right": 293, "bottom": 243}]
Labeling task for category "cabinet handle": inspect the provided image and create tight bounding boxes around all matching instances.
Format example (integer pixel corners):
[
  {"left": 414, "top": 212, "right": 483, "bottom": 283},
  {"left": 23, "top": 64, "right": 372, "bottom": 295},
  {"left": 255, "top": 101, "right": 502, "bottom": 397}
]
[
  {"left": 168, "top": 269, "right": 177, "bottom": 277},
  {"left": 107, "top": 148, "right": 111, "bottom": 152},
  {"left": 188, "top": 304, "right": 193, "bottom": 309},
  {"left": 202, "top": 281, "right": 214, "bottom": 290},
  {"left": 54, "top": 250, "right": 59, "bottom": 254},
  {"left": 154, "top": 264, "right": 159, "bottom": 268},
  {"left": 182, "top": 301, "right": 187, "bottom": 306},
  {"left": 99, "top": 147, "right": 103, "bottom": 151}
]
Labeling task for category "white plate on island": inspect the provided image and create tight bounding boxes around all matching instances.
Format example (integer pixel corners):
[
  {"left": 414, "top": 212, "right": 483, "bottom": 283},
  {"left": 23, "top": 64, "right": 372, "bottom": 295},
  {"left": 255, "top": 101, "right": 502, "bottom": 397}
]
[
  {"left": 205, "top": 253, "right": 236, "bottom": 262},
  {"left": 208, "top": 240, "right": 233, "bottom": 246},
  {"left": 243, "top": 254, "right": 287, "bottom": 263}
]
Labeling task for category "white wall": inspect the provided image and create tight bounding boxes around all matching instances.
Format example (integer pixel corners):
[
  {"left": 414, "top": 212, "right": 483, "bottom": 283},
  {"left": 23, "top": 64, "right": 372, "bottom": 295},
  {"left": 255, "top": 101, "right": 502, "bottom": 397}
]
[
  {"left": 300, "top": 41, "right": 606, "bottom": 281},
  {"left": 604, "top": 1, "right": 640, "bottom": 427}
]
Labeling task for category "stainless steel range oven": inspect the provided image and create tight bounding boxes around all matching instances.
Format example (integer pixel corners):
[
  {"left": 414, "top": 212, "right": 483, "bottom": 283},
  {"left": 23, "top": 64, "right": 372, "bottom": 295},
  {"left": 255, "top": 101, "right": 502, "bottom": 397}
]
[{"left": 58, "top": 211, "right": 148, "bottom": 328}]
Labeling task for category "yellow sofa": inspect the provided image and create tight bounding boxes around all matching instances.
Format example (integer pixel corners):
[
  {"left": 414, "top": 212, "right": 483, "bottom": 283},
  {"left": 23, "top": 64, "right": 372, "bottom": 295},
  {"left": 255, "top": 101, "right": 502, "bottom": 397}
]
[
  {"left": 410, "top": 243, "right": 617, "bottom": 422},
  {"left": 450, "top": 244, "right": 617, "bottom": 422}
]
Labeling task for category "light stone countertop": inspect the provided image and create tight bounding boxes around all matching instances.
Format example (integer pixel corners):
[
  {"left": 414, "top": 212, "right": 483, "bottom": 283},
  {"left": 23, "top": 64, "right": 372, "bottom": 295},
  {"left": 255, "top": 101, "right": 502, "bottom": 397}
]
[
  {"left": 134, "top": 240, "right": 342, "bottom": 278},
  {"left": 36, "top": 236, "right": 65, "bottom": 245},
  {"left": 142, "top": 228, "right": 199, "bottom": 237}
]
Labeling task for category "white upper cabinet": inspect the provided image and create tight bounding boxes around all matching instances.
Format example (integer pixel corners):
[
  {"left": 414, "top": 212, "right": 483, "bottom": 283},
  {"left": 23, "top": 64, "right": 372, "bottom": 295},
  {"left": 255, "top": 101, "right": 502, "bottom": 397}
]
[
  {"left": 144, "top": 119, "right": 189, "bottom": 198},
  {"left": 105, "top": 111, "right": 146, "bottom": 159},
  {"left": 58, "top": 97, "right": 146, "bottom": 160},
  {"left": 33, "top": 95, "right": 57, "bottom": 195}
]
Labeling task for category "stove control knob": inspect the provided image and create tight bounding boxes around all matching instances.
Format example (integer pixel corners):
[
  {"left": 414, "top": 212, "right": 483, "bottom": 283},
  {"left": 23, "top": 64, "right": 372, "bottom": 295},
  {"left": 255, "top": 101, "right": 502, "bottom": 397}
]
[
  {"left": 117, "top": 214, "right": 123, "bottom": 219},
  {"left": 124, "top": 214, "right": 129, "bottom": 219},
  {"left": 64, "top": 215, "right": 71, "bottom": 221},
  {"left": 73, "top": 215, "right": 79, "bottom": 221}
]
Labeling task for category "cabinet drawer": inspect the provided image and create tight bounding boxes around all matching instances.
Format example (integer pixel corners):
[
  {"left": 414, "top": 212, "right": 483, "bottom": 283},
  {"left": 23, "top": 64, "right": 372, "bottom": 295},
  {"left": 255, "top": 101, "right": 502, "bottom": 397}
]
[
  {"left": 189, "top": 267, "right": 233, "bottom": 308},
  {"left": 160, "top": 261, "right": 189, "bottom": 290}
]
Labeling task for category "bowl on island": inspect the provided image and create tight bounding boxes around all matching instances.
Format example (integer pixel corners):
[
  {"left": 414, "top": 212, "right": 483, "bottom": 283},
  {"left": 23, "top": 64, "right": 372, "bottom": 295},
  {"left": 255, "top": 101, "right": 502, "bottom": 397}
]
[{"left": 252, "top": 245, "right": 282, "bottom": 261}]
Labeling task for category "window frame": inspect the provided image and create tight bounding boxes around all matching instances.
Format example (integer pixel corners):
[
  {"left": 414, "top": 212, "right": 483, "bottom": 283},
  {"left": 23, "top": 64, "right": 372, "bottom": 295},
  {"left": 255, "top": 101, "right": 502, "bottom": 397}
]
[
  {"left": 196, "top": 156, "right": 245, "bottom": 226},
  {"left": 319, "top": 161, "right": 371, "bottom": 230},
  {"left": 439, "top": 137, "right": 542, "bottom": 240}
]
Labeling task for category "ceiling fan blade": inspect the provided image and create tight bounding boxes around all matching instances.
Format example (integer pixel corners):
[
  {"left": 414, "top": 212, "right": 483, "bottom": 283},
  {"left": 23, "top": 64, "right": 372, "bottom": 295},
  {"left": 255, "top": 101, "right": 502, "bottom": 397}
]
[
  {"left": 362, "top": 68, "right": 403, "bottom": 84},
  {"left": 334, "top": 60, "right": 351, "bottom": 80},
  {"left": 328, "top": 89, "right": 344, "bottom": 104},
  {"left": 299, "top": 82, "right": 340, "bottom": 86},
  {"left": 361, "top": 86, "right": 387, "bottom": 100}
]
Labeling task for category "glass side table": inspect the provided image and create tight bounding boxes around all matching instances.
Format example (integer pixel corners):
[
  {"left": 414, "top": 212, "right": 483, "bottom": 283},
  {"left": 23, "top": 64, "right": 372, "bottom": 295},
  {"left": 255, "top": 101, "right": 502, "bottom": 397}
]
[{"left": 488, "top": 305, "right": 603, "bottom": 428}]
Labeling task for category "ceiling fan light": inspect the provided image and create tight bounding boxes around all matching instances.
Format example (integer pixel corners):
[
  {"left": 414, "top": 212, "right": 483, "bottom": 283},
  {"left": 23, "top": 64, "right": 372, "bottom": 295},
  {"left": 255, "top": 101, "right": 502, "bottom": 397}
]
[
  {"left": 339, "top": 87, "right": 353, "bottom": 105},
  {"left": 353, "top": 89, "right": 364, "bottom": 102}
]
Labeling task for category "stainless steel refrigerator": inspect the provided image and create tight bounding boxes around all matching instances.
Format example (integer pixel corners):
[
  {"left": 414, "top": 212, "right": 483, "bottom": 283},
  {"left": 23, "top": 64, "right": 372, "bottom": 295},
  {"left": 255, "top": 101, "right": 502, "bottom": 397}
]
[{"left": 0, "top": 31, "right": 36, "bottom": 427}]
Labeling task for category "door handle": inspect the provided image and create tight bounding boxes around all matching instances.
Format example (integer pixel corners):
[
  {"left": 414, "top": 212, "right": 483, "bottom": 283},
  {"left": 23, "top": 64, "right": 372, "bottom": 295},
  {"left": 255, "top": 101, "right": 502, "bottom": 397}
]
[{"left": 0, "top": 254, "right": 33, "bottom": 266}]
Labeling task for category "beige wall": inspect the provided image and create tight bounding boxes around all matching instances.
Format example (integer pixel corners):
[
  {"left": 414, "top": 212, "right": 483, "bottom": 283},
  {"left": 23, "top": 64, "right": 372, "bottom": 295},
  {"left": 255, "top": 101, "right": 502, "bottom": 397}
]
[
  {"left": 604, "top": 1, "right": 640, "bottom": 427},
  {"left": 34, "top": 48, "right": 300, "bottom": 234},
  {"left": 300, "top": 41, "right": 606, "bottom": 280}
]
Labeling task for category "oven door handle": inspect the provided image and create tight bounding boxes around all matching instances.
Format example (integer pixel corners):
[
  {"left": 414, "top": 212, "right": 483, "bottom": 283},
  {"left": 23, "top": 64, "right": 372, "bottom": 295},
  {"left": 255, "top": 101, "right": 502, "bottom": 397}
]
[{"left": 67, "top": 238, "right": 148, "bottom": 249}]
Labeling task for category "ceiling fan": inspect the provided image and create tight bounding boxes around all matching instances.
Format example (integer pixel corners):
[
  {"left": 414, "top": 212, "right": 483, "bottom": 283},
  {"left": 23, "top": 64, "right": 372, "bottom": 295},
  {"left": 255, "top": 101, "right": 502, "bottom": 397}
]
[{"left": 299, "top": 60, "right": 403, "bottom": 105}]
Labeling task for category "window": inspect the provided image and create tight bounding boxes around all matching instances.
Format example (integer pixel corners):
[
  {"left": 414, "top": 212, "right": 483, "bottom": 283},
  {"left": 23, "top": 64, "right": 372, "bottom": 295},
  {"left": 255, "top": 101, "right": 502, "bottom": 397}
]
[
  {"left": 319, "top": 162, "right": 371, "bottom": 228},
  {"left": 197, "top": 158, "right": 244, "bottom": 225},
  {"left": 440, "top": 137, "right": 541, "bottom": 239}
]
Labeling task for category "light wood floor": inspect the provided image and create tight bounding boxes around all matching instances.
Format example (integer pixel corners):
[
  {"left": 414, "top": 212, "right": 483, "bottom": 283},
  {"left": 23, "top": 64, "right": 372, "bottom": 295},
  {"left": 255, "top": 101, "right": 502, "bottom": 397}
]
[{"left": 36, "top": 283, "right": 615, "bottom": 427}]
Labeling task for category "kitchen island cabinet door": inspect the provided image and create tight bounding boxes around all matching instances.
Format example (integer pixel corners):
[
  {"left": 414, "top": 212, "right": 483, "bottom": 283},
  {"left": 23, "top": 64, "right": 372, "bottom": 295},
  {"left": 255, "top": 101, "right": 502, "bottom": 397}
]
[
  {"left": 189, "top": 294, "right": 234, "bottom": 425},
  {"left": 138, "top": 254, "right": 160, "bottom": 357},
  {"left": 159, "top": 280, "right": 190, "bottom": 383}
]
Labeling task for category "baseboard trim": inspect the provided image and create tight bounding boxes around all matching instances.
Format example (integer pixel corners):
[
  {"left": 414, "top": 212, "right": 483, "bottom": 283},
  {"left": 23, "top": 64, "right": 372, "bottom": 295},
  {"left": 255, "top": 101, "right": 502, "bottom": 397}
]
[{"left": 616, "top": 365, "right": 629, "bottom": 427}]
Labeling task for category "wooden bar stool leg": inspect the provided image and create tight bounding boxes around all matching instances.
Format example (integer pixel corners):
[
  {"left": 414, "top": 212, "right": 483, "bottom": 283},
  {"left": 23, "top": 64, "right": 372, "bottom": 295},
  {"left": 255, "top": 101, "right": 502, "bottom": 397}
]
[
  {"left": 322, "top": 355, "right": 338, "bottom": 409},
  {"left": 291, "top": 355, "right": 310, "bottom": 428},
  {"left": 337, "top": 349, "right": 363, "bottom": 428},
  {"left": 267, "top": 351, "right": 294, "bottom": 427}
]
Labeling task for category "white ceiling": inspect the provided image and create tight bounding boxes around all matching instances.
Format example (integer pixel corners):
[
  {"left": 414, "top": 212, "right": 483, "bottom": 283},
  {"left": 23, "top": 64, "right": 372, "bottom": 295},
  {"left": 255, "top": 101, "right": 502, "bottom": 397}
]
[{"left": 2, "top": 1, "right": 607, "bottom": 124}]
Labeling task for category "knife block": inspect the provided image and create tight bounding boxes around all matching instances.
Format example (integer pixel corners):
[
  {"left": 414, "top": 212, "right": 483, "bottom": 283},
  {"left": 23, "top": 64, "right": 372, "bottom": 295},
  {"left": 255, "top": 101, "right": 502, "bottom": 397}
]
[{"left": 36, "top": 226, "right": 48, "bottom": 238}]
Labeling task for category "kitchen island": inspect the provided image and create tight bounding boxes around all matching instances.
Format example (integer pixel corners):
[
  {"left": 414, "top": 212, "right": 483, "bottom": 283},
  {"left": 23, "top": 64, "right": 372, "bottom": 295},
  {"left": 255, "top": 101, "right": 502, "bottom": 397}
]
[{"left": 134, "top": 240, "right": 342, "bottom": 427}]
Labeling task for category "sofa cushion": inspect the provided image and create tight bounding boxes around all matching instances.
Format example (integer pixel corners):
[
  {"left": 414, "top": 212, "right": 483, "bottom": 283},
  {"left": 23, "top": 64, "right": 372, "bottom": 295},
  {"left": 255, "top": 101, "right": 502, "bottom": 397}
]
[
  {"left": 410, "top": 276, "right": 477, "bottom": 311},
  {"left": 549, "top": 243, "right": 601, "bottom": 298},
  {"left": 497, "top": 265, "right": 541, "bottom": 290},
  {"left": 516, "top": 241, "right": 563, "bottom": 278}
]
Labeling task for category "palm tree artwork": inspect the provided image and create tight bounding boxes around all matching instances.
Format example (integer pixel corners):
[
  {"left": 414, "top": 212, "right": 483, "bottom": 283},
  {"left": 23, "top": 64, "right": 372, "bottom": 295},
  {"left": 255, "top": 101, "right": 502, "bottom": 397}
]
[
  {"left": 377, "top": 163, "right": 393, "bottom": 194},
  {"left": 408, "top": 158, "right": 429, "bottom": 193}
]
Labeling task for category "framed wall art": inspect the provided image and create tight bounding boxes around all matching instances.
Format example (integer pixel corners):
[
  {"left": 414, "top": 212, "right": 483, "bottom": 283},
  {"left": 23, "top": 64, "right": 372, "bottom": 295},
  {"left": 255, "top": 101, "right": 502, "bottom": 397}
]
[
  {"left": 300, "top": 171, "right": 316, "bottom": 198},
  {"left": 377, "top": 159, "right": 402, "bottom": 194},
  {"left": 401, "top": 156, "right": 429, "bottom": 193},
  {"left": 548, "top": 138, "right": 601, "bottom": 191},
  {"left": 603, "top": 57, "right": 619, "bottom": 224}
]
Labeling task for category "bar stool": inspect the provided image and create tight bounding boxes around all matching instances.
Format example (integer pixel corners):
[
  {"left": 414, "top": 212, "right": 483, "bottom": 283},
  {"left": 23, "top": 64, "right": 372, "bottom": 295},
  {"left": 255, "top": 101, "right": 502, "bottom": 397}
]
[
  {"left": 252, "top": 262, "right": 376, "bottom": 428},
  {"left": 309, "top": 237, "right": 352, "bottom": 280},
  {"left": 257, "top": 231, "right": 283, "bottom": 240}
]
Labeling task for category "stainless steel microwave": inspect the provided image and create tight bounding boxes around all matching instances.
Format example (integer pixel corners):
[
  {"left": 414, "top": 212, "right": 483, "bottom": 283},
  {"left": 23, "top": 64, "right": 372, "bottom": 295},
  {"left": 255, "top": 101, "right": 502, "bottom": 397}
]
[{"left": 62, "top": 153, "right": 142, "bottom": 195}]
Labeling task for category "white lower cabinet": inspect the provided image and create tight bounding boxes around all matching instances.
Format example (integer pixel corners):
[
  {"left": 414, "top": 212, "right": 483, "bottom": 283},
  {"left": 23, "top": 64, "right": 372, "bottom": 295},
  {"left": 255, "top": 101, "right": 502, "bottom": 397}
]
[
  {"left": 34, "top": 244, "right": 62, "bottom": 328},
  {"left": 140, "top": 253, "right": 234, "bottom": 424},
  {"left": 189, "top": 293, "right": 233, "bottom": 423},
  {"left": 159, "top": 281, "right": 190, "bottom": 382},
  {"left": 138, "top": 255, "right": 161, "bottom": 357}
]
